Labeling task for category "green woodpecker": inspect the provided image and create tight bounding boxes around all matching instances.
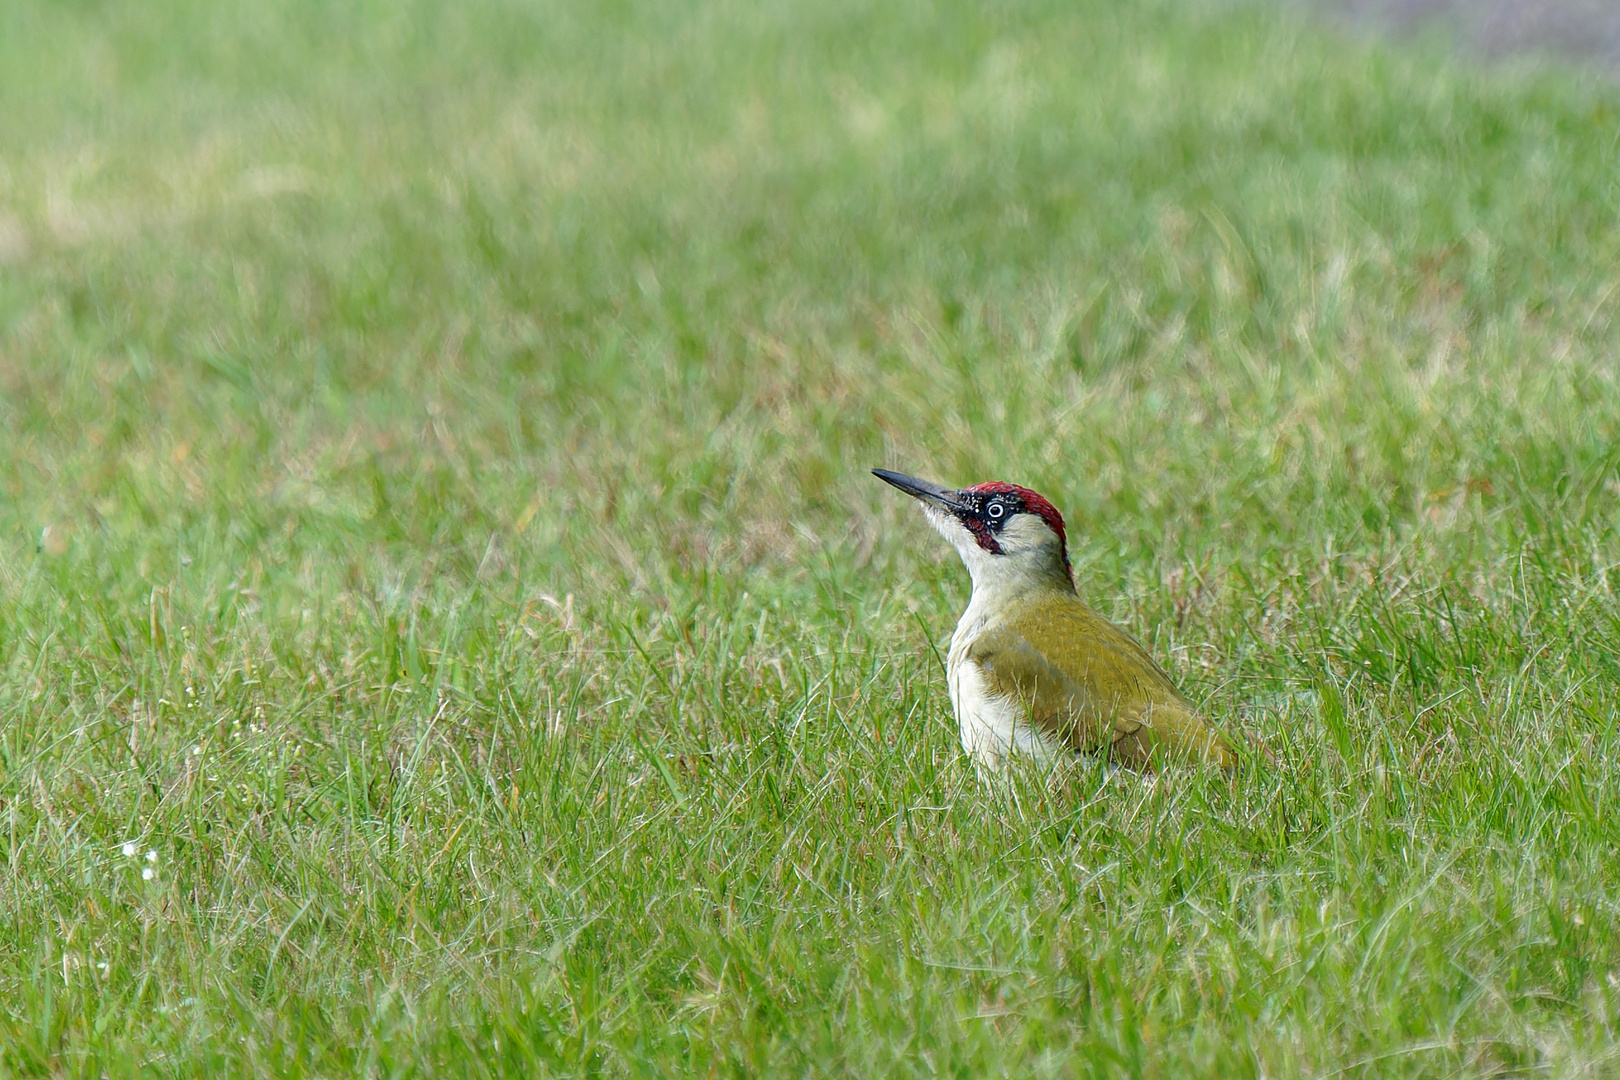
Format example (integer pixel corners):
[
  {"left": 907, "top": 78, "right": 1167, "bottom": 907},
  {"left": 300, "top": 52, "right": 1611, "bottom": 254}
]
[{"left": 874, "top": 468, "right": 1234, "bottom": 770}]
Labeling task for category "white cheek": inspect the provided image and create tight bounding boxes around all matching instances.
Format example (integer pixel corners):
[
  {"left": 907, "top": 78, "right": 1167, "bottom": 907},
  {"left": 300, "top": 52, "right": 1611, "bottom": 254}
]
[
  {"left": 995, "top": 514, "right": 1055, "bottom": 555},
  {"left": 923, "top": 506, "right": 994, "bottom": 567}
]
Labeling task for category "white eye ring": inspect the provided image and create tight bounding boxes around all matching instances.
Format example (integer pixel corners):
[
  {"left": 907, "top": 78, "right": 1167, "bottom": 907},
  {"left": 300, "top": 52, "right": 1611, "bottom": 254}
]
[{"left": 987, "top": 503, "right": 1004, "bottom": 519}]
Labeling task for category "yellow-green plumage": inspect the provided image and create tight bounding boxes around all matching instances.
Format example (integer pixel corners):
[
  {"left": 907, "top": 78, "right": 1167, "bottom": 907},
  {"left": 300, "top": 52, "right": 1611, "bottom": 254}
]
[{"left": 961, "top": 587, "right": 1233, "bottom": 769}]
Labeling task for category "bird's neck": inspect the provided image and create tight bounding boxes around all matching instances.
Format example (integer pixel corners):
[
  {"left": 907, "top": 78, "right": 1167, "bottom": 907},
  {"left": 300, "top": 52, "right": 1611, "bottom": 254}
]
[
  {"left": 961, "top": 554, "right": 1075, "bottom": 620},
  {"left": 950, "top": 563, "right": 1075, "bottom": 670}
]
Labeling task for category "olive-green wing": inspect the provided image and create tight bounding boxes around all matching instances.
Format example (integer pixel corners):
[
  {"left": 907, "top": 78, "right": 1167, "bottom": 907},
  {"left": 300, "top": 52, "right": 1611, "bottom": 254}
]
[{"left": 965, "top": 594, "right": 1233, "bottom": 768}]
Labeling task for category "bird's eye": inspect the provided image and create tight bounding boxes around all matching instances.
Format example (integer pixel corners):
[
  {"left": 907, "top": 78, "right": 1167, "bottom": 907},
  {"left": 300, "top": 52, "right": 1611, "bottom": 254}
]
[{"left": 987, "top": 502, "right": 1004, "bottom": 520}]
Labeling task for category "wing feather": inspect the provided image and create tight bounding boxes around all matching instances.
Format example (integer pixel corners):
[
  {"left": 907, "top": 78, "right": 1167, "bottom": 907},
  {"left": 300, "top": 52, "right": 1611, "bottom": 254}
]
[{"left": 964, "top": 593, "right": 1232, "bottom": 768}]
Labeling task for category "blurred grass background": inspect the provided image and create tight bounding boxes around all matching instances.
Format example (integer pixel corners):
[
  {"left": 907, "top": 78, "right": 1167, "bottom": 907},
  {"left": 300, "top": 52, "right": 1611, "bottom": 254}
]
[{"left": 4, "top": 0, "right": 1620, "bottom": 1075}]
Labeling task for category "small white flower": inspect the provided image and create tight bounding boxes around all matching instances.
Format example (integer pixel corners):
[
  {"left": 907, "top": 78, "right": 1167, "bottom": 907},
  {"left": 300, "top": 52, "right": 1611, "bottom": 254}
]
[
  {"left": 121, "top": 842, "right": 136, "bottom": 858},
  {"left": 145, "top": 850, "right": 158, "bottom": 863},
  {"left": 191, "top": 745, "right": 202, "bottom": 756},
  {"left": 142, "top": 867, "right": 155, "bottom": 881}
]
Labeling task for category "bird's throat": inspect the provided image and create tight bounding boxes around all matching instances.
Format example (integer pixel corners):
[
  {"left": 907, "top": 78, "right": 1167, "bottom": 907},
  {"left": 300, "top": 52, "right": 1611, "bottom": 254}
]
[{"left": 961, "top": 552, "right": 1074, "bottom": 608}]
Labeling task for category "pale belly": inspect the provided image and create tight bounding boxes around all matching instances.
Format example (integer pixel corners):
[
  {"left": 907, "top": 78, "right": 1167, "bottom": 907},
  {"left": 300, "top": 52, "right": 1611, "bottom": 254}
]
[{"left": 947, "top": 657, "right": 1063, "bottom": 765}]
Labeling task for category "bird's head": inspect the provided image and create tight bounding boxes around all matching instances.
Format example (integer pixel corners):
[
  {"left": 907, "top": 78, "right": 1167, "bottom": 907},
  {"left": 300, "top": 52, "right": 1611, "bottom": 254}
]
[{"left": 872, "top": 468, "right": 1073, "bottom": 594}]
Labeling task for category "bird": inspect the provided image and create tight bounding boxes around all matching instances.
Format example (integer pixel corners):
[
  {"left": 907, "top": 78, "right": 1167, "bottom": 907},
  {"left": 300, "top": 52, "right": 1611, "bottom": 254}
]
[{"left": 873, "top": 468, "right": 1234, "bottom": 770}]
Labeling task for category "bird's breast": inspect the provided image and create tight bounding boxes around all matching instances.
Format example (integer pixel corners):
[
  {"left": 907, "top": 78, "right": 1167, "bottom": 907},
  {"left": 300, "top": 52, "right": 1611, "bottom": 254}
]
[{"left": 947, "top": 639, "right": 1061, "bottom": 765}]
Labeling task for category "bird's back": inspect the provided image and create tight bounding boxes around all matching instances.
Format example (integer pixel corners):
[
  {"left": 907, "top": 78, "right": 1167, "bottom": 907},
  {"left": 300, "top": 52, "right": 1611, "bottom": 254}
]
[{"left": 950, "top": 588, "right": 1233, "bottom": 768}]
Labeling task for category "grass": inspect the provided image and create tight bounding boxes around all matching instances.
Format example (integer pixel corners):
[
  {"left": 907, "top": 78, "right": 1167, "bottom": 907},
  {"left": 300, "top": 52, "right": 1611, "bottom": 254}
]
[{"left": 3, "top": 0, "right": 1620, "bottom": 1073}]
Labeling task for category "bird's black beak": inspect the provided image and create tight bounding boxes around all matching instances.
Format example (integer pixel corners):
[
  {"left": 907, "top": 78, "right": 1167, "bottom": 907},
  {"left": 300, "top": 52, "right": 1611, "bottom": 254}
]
[{"left": 872, "top": 468, "right": 966, "bottom": 513}]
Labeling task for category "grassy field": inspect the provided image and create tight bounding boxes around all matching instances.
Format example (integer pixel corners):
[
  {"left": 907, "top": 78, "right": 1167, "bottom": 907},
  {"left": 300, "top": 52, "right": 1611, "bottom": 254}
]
[{"left": 3, "top": 0, "right": 1620, "bottom": 1074}]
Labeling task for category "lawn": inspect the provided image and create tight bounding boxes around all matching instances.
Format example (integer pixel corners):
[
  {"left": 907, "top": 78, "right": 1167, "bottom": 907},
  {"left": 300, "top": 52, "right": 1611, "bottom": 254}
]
[{"left": 3, "top": 0, "right": 1620, "bottom": 1074}]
